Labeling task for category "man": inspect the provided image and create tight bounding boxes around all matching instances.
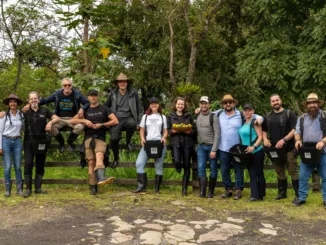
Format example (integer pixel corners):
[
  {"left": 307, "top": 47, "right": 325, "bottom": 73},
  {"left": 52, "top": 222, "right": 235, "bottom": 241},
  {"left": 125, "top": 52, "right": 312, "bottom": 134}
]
[
  {"left": 70, "top": 89, "right": 119, "bottom": 195},
  {"left": 262, "top": 94, "right": 298, "bottom": 202},
  {"left": 105, "top": 73, "right": 143, "bottom": 168},
  {"left": 24, "top": 91, "right": 60, "bottom": 197},
  {"left": 216, "top": 94, "right": 262, "bottom": 200},
  {"left": 23, "top": 78, "right": 89, "bottom": 153},
  {"left": 293, "top": 93, "right": 326, "bottom": 208},
  {"left": 196, "top": 96, "right": 220, "bottom": 198}
]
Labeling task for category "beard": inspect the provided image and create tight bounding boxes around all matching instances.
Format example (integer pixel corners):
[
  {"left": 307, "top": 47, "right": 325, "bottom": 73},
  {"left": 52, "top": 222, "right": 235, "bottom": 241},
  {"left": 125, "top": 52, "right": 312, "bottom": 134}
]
[
  {"left": 308, "top": 106, "right": 319, "bottom": 119},
  {"left": 31, "top": 102, "right": 38, "bottom": 109},
  {"left": 272, "top": 104, "right": 282, "bottom": 111},
  {"left": 225, "top": 107, "right": 233, "bottom": 112}
]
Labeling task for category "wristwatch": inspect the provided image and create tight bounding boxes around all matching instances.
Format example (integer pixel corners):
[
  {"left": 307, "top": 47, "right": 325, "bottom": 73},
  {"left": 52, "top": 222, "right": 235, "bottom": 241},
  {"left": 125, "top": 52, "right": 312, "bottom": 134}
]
[{"left": 283, "top": 137, "right": 287, "bottom": 142}]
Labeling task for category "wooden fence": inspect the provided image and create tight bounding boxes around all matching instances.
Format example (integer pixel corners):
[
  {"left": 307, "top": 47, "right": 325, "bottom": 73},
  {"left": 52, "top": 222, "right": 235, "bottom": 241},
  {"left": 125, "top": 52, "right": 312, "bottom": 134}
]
[{"left": 0, "top": 144, "right": 321, "bottom": 191}]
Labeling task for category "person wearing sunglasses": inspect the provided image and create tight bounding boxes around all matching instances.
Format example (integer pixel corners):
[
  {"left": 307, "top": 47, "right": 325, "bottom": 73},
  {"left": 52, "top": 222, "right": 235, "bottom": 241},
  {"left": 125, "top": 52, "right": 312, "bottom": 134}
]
[{"left": 22, "top": 78, "right": 89, "bottom": 153}]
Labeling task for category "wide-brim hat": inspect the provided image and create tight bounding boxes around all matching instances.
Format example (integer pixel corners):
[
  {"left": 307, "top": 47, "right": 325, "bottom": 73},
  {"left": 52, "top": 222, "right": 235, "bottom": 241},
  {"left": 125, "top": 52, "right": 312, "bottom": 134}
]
[
  {"left": 220, "top": 94, "right": 238, "bottom": 106},
  {"left": 2, "top": 94, "right": 23, "bottom": 106},
  {"left": 302, "top": 93, "right": 324, "bottom": 107},
  {"left": 114, "top": 73, "right": 133, "bottom": 84}
]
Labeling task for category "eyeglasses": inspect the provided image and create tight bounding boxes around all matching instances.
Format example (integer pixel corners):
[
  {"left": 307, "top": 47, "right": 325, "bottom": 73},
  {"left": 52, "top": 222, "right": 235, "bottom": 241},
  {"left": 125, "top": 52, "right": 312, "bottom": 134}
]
[
  {"left": 223, "top": 100, "right": 233, "bottom": 105},
  {"left": 63, "top": 84, "right": 72, "bottom": 87}
]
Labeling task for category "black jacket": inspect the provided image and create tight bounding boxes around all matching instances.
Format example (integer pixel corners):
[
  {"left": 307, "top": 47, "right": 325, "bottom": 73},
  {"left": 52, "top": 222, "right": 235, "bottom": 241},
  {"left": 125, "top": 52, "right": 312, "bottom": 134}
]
[{"left": 167, "top": 112, "right": 196, "bottom": 147}]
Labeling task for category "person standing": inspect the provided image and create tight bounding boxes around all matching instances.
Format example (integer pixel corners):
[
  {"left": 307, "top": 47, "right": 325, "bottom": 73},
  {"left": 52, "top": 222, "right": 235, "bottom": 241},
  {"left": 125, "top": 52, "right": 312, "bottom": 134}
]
[
  {"left": 23, "top": 91, "right": 60, "bottom": 197},
  {"left": 239, "top": 104, "right": 266, "bottom": 202},
  {"left": 167, "top": 97, "right": 196, "bottom": 196},
  {"left": 132, "top": 97, "right": 168, "bottom": 194},
  {"left": 262, "top": 94, "right": 298, "bottom": 201},
  {"left": 105, "top": 73, "right": 143, "bottom": 168},
  {"left": 0, "top": 94, "right": 25, "bottom": 197},
  {"left": 70, "top": 89, "right": 119, "bottom": 195},
  {"left": 293, "top": 93, "right": 326, "bottom": 208},
  {"left": 196, "top": 96, "right": 220, "bottom": 198}
]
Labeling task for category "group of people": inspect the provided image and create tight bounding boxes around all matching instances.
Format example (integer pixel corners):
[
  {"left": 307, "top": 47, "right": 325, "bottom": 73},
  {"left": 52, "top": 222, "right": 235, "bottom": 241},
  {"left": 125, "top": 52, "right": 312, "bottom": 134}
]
[{"left": 0, "top": 74, "right": 325, "bottom": 208}]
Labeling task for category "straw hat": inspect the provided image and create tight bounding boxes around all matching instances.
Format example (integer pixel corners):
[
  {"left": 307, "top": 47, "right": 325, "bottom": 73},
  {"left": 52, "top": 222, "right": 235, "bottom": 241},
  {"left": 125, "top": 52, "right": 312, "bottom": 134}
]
[
  {"left": 302, "top": 93, "right": 324, "bottom": 107},
  {"left": 220, "top": 94, "right": 238, "bottom": 105},
  {"left": 2, "top": 94, "right": 23, "bottom": 106},
  {"left": 114, "top": 73, "right": 133, "bottom": 84}
]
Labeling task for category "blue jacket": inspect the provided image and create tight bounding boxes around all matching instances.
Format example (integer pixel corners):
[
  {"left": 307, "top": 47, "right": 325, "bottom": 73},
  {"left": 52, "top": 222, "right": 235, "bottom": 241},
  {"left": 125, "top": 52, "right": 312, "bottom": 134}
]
[{"left": 39, "top": 88, "right": 89, "bottom": 115}]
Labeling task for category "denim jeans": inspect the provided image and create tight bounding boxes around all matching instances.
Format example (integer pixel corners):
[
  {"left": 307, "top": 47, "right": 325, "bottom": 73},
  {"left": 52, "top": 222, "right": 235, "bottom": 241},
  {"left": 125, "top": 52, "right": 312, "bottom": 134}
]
[
  {"left": 2, "top": 136, "right": 23, "bottom": 183},
  {"left": 196, "top": 144, "right": 217, "bottom": 178},
  {"left": 136, "top": 145, "right": 167, "bottom": 175},
  {"left": 298, "top": 153, "right": 326, "bottom": 201},
  {"left": 219, "top": 150, "right": 244, "bottom": 190}
]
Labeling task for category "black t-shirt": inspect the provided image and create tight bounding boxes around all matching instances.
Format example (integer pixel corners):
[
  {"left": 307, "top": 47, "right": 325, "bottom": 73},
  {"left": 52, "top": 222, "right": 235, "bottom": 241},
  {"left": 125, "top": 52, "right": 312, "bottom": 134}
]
[
  {"left": 84, "top": 105, "right": 113, "bottom": 140},
  {"left": 24, "top": 107, "right": 53, "bottom": 140},
  {"left": 58, "top": 92, "right": 76, "bottom": 117},
  {"left": 262, "top": 109, "right": 297, "bottom": 151},
  {"left": 116, "top": 91, "right": 132, "bottom": 118}
]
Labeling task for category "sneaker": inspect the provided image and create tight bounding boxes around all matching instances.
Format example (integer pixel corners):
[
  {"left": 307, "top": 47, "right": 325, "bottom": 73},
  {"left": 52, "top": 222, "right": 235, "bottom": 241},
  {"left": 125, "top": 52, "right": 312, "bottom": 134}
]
[
  {"left": 293, "top": 199, "right": 306, "bottom": 207},
  {"left": 221, "top": 191, "right": 233, "bottom": 198},
  {"left": 246, "top": 197, "right": 259, "bottom": 202},
  {"left": 233, "top": 191, "right": 242, "bottom": 200}
]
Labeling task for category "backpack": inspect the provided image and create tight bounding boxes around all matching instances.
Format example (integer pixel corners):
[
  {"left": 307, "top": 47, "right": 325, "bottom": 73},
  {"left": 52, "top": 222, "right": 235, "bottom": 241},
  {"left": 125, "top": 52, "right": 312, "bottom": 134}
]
[
  {"left": 265, "top": 109, "right": 290, "bottom": 137},
  {"left": 299, "top": 111, "right": 326, "bottom": 137},
  {"left": 4, "top": 110, "right": 24, "bottom": 132}
]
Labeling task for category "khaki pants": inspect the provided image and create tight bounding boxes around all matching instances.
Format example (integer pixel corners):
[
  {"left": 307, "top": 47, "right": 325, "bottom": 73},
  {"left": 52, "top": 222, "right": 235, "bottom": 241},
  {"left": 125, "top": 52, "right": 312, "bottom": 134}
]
[
  {"left": 51, "top": 117, "right": 84, "bottom": 136},
  {"left": 273, "top": 150, "right": 298, "bottom": 180}
]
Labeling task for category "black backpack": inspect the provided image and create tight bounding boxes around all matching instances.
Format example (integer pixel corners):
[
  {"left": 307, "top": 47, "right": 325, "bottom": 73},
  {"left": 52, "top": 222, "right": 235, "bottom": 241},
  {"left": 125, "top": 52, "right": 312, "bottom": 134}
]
[
  {"left": 265, "top": 109, "right": 290, "bottom": 137},
  {"left": 299, "top": 111, "right": 326, "bottom": 137}
]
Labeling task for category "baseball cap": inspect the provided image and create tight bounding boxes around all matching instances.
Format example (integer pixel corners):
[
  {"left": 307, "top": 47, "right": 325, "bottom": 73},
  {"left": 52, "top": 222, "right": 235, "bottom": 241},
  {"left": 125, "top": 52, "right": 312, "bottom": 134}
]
[
  {"left": 199, "top": 96, "right": 209, "bottom": 103},
  {"left": 149, "top": 97, "right": 159, "bottom": 104},
  {"left": 87, "top": 89, "right": 99, "bottom": 96},
  {"left": 243, "top": 103, "right": 253, "bottom": 110}
]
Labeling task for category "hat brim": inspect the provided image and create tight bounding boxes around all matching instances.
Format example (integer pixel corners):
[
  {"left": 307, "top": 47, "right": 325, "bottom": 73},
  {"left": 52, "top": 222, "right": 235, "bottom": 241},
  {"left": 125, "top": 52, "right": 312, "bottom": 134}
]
[
  {"left": 199, "top": 100, "right": 209, "bottom": 103},
  {"left": 302, "top": 100, "right": 324, "bottom": 108},
  {"left": 2, "top": 98, "right": 23, "bottom": 106},
  {"left": 220, "top": 99, "right": 238, "bottom": 106},
  {"left": 114, "top": 79, "right": 133, "bottom": 84}
]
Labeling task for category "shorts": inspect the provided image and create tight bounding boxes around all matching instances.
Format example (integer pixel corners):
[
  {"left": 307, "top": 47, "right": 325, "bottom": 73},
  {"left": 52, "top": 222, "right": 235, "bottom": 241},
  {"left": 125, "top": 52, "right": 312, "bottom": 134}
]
[{"left": 85, "top": 138, "right": 107, "bottom": 161}]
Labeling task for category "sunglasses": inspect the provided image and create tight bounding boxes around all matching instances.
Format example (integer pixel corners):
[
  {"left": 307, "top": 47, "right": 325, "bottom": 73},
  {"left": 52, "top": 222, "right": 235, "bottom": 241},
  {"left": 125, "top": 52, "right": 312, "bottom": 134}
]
[
  {"left": 223, "top": 100, "right": 233, "bottom": 105},
  {"left": 63, "top": 84, "right": 72, "bottom": 87}
]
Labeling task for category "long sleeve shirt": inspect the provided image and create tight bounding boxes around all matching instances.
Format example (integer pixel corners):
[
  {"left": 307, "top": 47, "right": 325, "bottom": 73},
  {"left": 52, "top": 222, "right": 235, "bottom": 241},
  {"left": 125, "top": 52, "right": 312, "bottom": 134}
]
[{"left": 0, "top": 110, "right": 23, "bottom": 149}]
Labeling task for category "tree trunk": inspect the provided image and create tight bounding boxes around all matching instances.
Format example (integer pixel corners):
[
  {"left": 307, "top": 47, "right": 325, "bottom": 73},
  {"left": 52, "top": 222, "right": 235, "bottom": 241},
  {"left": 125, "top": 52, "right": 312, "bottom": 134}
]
[
  {"left": 83, "top": 14, "right": 90, "bottom": 73},
  {"left": 13, "top": 54, "right": 23, "bottom": 92},
  {"left": 168, "top": 8, "right": 176, "bottom": 88},
  {"left": 186, "top": 43, "right": 198, "bottom": 84}
]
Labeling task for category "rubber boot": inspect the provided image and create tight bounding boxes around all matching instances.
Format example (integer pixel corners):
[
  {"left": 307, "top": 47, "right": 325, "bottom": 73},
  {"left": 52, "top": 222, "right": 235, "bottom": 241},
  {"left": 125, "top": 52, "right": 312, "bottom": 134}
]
[
  {"left": 198, "top": 177, "right": 207, "bottom": 198},
  {"left": 67, "top": 132, "right": 79, "bottom": 152},
  {"left": 55, "top": 133, "right": 65, "bottom": 153},
  {"left": 207, "top": 177, "right": 217, "bottom": 198},
  {"left": 131, "top": 173, "right": 147, "bottom": 193},
  {"left": 155, "top": 175, "right": 163, "bottom": 194},
  {"left": 275, "top": 179, "right": 288, "bottom": 200},
  {"left": 16, "top": 181, "right": 24, "bottom": 197},
  {"left": 292, "top": 179, "right": 299, "bottom": 203},
  {"left": 111, "top": 142, "right": 120, "bottom": 168},
  {"left": 126, "top": 128, "right": 135, "bottom": 151},
  {"left": 89, "top": 185, "right": 98, "bottom": 195},
  {"left": 35, "top": 174, "right": 48, "bottom": 194},
  {"left": 24, "top": 175, "right": 32, "bottom": 198},
  {"left": 4, "top": 182, "right": 11, "bottom": 197},
  {"left": 182, "top": 175, "right": 190, "bottom": 196},
  {"left": 95, "top": 168, "right": 115, "bottom": 186}
]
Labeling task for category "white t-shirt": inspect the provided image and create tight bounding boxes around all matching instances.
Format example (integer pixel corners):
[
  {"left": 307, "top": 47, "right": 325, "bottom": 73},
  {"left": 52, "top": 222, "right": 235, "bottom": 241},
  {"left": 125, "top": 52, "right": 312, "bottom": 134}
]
[{"left": 140, "top": 113, "right": 167, "bottom": 141}]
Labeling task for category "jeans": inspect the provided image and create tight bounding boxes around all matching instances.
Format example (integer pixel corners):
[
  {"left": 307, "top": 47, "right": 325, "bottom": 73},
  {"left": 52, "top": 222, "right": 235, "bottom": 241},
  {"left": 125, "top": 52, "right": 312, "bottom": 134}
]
[
  {"left": 298, "top": 153, "right": 326, "bottom": 201},
  {"left": 136, "top": 145, "right": 167, "bottom": 175},
  {"left": 197, "top": 144, "right": 217, "bottom": 178},
  {"left": 219, "top": 150, "right": 244, "bottom": 190},
  {"left": 24, "top": 139, "right": 47, "bottom": 176},
  {"left": 247, "top": 149, "right": 266, "bottom": 199},
  {"left": 2, "top": 136, "right": 23, "bottom": 183}
]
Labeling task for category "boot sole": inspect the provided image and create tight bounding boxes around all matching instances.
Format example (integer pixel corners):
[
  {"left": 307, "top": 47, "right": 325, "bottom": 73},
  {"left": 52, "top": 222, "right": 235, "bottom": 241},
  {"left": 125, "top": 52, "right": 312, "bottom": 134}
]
[{"left": 98, "top": 177, "right": 115, "bottom": 186}]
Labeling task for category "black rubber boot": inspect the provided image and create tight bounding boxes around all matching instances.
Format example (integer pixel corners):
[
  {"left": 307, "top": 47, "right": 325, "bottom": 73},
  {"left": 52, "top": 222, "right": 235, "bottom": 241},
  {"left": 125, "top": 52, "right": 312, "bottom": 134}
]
[
  {"left": 35, "top": 174, "right": 48, "bottom": 194},
  {"left": 126, "top": 128, "right": 135, "bottom": 152},
  {"left": 131, "top": 173, "right": 147, "bottom": 193},
  {"left": 198, "top": 177, "right": 207, "bottom": 198},
  {"left": 16, "top": 181, "right": 24, "bottom": 197},
  {"left": 67, "top": 132, "right": 79, "bottom": 152},
  {"left": 182, "top": 175, "right": 190, "bottom": 196},
  {"left": 55, "top": 133, "right": 65, "bottom": 153},
  {"left": 24, "top": 175, "right": 32, "bottom": 198},
  {"left": 4, "top": 182, "right": 11, "bottom": 197},
  {"left": 95, "top": 168, "right": 115, "bottom": 186},
  {"left": 275, "top": 179, "right": 288, "bottom": 200},
  {"left": 292, "top": 179, "right": 299, "bottom": 203},
  {"left": 89, "top": 185, "right": 98, "bottom": 195},
  {"left": 111, "top": 142, "right": 120, "bottom": 168},
  {"left": 155, "top": 175, "right": 163, "bottom": 194},
  {"left": 207, "top": 177, "right": 217, "bottom": 198}
]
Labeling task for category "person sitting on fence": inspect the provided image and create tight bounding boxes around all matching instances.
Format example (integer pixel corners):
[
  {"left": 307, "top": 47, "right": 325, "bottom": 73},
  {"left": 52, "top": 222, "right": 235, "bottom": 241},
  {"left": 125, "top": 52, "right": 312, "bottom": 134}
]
[
  {"left": 131, "top": 97, "right": 168, "bottom": 194},
  {"left": 238, "top": 103, "right": 265, "bottom": 202},
  {"left": 195, "top": 96, "right": 220, "bottom": 198},
  {"left": 70, "top": 89, "right": 119, "bottom": 195},
  {"left": 167, "top": 97, "right": 196, "bottom": 196},
  {"left": 293, "top": 93, "right": 326, "bottom": 208},
  {"left": 262, "top": 94, "right": 298, "bottom": 202},
  {"left": 105, "top": 73, "right": 143, "bottom": 168},
  {"left": 0, "top": 94, "right": 25, "bottom": 197},
  {"left": 22, "top": 78, "right": 89, "bottom": 153},
  {"left": 23, "top": 91, "right": 61, "bottom": 197}
]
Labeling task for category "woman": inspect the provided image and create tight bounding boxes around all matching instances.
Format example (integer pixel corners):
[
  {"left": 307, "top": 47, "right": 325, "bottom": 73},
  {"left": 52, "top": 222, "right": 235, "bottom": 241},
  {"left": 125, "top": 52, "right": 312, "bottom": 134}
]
[
  {"left": 132, "top": 97, "right": 168, "bottom": 194},
  {"left": 167, "top": 97, "right": 195, "bottom": 196},
  {"left": 238, "top": 103, "right": 266, "bottom": 202},
  {"left": 0, "top": 94, "right": 24, "bottom": 197}
]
